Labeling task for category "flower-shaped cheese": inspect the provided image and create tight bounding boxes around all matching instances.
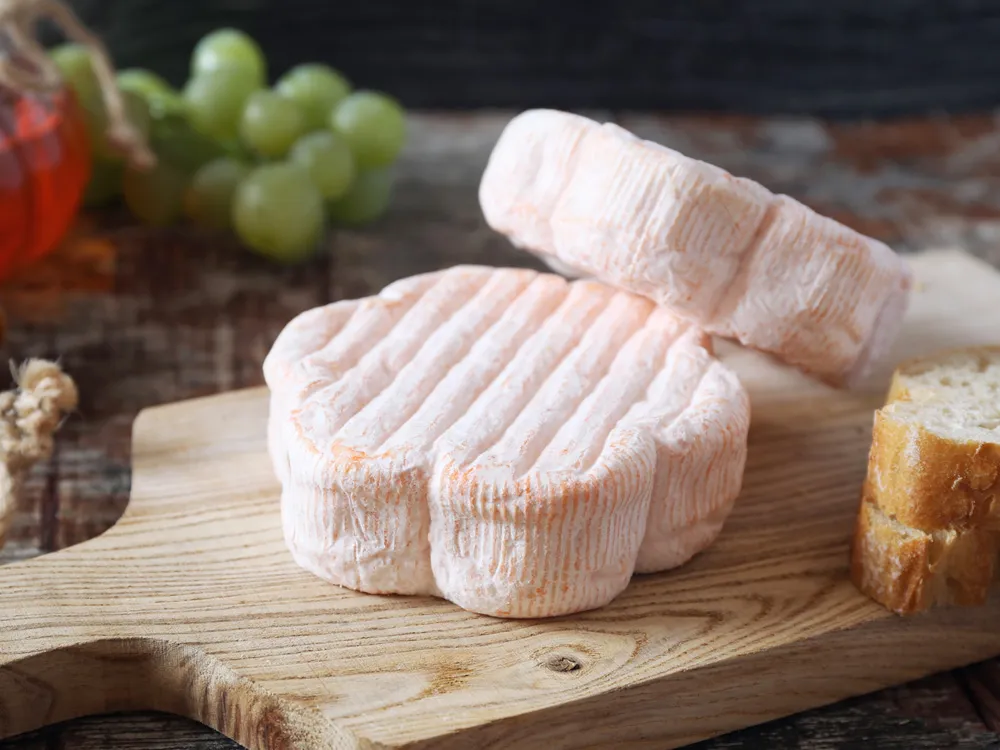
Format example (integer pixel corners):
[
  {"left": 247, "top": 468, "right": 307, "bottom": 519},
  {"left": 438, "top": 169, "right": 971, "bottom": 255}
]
[{"left": 264, "top": 266, "right": 750, "bottom": 618}]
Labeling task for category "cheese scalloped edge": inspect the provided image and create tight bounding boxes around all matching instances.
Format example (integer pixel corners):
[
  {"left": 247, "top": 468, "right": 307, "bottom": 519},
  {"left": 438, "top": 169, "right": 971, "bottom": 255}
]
[
  {"left": 264, "top": 265, "right": 751, "bottom": 618},
  {"left": 478, "top": 108, "right": 913, "bottom": 389}
]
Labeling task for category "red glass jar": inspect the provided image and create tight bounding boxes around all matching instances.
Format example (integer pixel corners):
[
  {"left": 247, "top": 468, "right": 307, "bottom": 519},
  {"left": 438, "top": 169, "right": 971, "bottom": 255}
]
[{"left": 0, "top": 85, "right": 91, "bottom": 281}]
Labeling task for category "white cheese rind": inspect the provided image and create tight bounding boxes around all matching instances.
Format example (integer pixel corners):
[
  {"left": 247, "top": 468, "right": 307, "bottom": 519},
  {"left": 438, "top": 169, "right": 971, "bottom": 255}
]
[
  {"left": 479, "top": 109, "right": 912, "bottom": 388},
  {"left": 264, "top": 266, "right": 750, "bottom": 618}
]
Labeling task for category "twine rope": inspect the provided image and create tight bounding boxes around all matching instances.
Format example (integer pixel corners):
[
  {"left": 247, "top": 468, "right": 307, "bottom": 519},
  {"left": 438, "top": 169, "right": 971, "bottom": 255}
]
[
  {"left": 0, "top": 359, "right": 78, "bottom": 545},
  {"left": 0, "top": 0, "right": 153, "bottom": 167}
]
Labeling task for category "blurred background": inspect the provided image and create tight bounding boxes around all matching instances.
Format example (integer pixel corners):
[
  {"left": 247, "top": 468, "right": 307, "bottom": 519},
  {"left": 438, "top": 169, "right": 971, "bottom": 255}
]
[{"left": 45, "top": 0, "right": 1000, "bottom": 117}]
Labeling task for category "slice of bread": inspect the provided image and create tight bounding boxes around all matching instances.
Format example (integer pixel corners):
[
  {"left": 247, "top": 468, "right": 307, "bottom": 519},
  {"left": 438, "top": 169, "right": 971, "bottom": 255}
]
[
  {"left": 852, "top": 499, "right": 997, "bottom": 613},
  {"left": 887, "top": 346, "right": 1000, "bottom": 404},
  {"left": 850, "top": 347, "right": 1000, "bottom": 614},
  {"left": 864, "top": 398, "right": 1000, "bottom": 532}
]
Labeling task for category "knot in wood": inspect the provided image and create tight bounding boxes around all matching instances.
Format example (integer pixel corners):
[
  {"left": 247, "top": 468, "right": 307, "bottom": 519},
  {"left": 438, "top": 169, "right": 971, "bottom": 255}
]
[{"left": 543, "top": 655, "right": 582, "bottom": 673}]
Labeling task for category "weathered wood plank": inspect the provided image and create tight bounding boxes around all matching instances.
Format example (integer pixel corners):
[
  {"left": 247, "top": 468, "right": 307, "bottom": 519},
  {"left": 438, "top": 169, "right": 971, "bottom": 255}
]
[
  {"left": 694, "top": 673, "right": 1000, "bottom": 749},
  {"left": 961, "top": 662, "right": 1000, "bottom": 734},
  {"left": 617, "top": 113, "right": 1000, "bottom": 265},
  {"left": 0, "top": 222, "right": 333, "bottom": 556},
  {"left": 4, "top": 714, "right": 239, "bottom": 750}
]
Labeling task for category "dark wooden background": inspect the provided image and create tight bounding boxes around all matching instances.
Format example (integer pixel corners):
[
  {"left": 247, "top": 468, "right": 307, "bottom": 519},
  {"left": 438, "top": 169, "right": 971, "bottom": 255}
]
[{"left": 47, "top": 0, "right": 1000, "bottom": 118}]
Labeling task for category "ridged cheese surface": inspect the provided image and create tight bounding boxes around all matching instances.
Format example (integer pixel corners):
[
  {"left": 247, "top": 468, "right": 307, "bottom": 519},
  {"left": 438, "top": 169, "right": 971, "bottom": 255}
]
[
  {"left": 264, "top": 266, "right": 750, "bottom": 618},
  {"left": 478, "top": 109, "right": 913, "bottom": 388}
]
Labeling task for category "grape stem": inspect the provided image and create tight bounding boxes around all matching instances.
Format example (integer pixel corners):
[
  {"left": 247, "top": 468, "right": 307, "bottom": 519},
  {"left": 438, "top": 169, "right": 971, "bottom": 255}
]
[{"left": 0, "top": 0, "right": 155, "bottom": 169}]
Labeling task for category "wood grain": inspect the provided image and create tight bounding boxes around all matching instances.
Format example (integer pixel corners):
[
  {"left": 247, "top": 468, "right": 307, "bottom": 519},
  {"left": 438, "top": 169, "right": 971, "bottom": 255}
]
[
  {"left": 6, "top": 670, "right": 998, "bottom": 750},
  {"left": 0, "top": 249, "right": 998, "bottom": 749}
]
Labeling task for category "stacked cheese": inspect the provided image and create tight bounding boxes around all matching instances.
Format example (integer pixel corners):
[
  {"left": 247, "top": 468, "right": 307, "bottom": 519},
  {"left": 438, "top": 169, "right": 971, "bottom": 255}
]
[
  {"left": 264, "top": 109, "right": 912, "bottom": 618},
  {"left": 479, "top": 110, "right": 911, "bottom": 389}
]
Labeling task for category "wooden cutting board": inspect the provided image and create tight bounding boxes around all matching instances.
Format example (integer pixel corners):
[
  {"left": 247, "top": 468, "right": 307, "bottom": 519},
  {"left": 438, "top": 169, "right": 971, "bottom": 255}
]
[{"left": 1, "top": 248, "right": 999, "bottom": 750}]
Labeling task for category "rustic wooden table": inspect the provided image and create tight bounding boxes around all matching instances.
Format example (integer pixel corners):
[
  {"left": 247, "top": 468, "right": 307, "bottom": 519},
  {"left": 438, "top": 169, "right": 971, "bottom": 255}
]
[{"left": 1, "top": 111, "right": 999, "bottom": 749}]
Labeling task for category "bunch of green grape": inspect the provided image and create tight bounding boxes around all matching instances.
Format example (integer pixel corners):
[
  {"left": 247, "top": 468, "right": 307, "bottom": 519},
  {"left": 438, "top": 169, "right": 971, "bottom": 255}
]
[{"left": 49, "top": 28, "right": 406, "bottom": 263}]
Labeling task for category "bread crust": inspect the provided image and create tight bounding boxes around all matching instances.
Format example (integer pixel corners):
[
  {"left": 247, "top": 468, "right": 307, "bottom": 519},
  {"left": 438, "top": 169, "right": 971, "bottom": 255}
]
[
  {"left": 850, "top": 346, "right": 1000, "bottom": 614},
  {"left": 850, "top": 499, "right": 997, "bottom": 614},
  {"left": 865, "top": 407, "right": 1000, "bottom": 532}
]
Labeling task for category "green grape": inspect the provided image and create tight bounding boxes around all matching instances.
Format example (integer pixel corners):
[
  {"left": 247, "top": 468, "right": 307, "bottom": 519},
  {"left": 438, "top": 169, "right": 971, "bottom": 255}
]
[
  {"left": 78, "top": 97, "right": 109, "bottom": 157},
  {"left": 191, "top": 28, "right": 266, "bottom": 88},
  {"left": 276, "top": 63, "right": 351, "bottom": 132},
  {"left": 329, "top": 91, "right": 406, "bottom": 168},
  {"left": 122, "top": 158, "right": 189, "bottom": 227},
  {"left": 50, "top": 43, "right": 100, "bottom": 109},
  {"left": 183, "top": 69, "right": 259, "bottom": 142},
  {"left": 117, "top": 68, "right": 185, "bottom": 116},
  {"left": 82, "top": 89, "right": 153, "bottom": 162},
  {"left": 239, "top": 90, "right": 306, "bottom": 158},
  {"left": 183, "top": 157, "right": 250, "bottom": 230},
  {"left": 83, "top": 159, "right": 123, "bottom": 208},
  {"left": 326, "top": 167, "right": 394, "bottom": 225},
  {"left": 232, "top": 163, "right": 325, "bottom": 262},
  {"left": 120, "top": 90, "right": 152, "bottom": 144},
  {"left": 288, "top": 131, "right": 354, "bottom": 200},
  {"left": 220, "top": 138, "right": 253, "bottom": 162},
  {"left": 149, "top": 114, "right": 229, "bottom": 175}
]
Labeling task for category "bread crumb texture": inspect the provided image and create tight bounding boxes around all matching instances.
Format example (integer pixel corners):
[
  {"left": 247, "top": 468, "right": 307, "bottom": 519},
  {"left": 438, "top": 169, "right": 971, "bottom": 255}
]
[{"left": 851, "top": 346, "right": 1000, "bottom": 614}]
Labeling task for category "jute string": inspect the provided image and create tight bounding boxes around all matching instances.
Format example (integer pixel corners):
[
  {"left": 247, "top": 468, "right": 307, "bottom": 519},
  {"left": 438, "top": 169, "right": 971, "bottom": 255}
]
[
  {"left": 0, "top": 0, "right": 153, "bottom": 167},
  {"left": 0, "top": 358, "right": 78, "bottom": 545}
]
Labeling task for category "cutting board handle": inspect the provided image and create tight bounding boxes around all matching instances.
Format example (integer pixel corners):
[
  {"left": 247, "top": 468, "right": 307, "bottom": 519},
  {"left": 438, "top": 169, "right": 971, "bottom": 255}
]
[
  {"left": 0, "top": 524, "right": 340, "bottom": 748},
  {"left": 0, "top": 543, "right": 166, "bottom": 738}
]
